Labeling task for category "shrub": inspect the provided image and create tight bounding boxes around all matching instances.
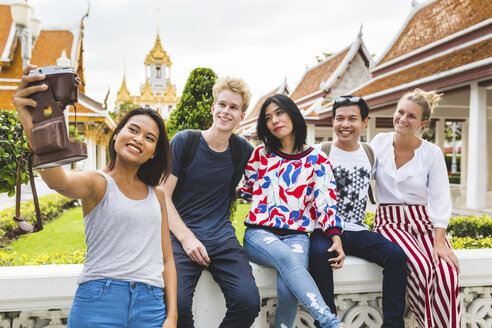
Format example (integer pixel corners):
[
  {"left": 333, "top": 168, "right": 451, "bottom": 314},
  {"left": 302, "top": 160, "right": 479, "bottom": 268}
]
[
  {"left": 0, "top": 193, "right": 77, "bottom": 242},
  {"left": 451, "top": 236, "right": 492, "bottom": 249},
  {"left": 449, "top": 173, "right": 461, "bottom": 184},
  {"left": 166, "top": 68, "right": 217, "bottom": 138},
  {"left": 444, "top": 154, "right": 461, "bottom": 173},
  {"left": 364, "top": 213, "right": 491, "bottom": 239},
  {"left": 0, "top": 109, "right": 31, "bottom": 197},
  {"left": 364, "top": 212, "right": 374, "bottom": 230},
  {"left": 0, "top": 249, "right": 85, "bottom": 266},
  {"left": 447, "top": 215, "right": 492, "bottom": 238}
]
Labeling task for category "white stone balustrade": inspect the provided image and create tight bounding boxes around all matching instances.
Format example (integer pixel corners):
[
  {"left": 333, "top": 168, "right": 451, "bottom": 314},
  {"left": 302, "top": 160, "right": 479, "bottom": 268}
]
[{"left": 0, "top": 249, "right": 491, "bottom": 327}]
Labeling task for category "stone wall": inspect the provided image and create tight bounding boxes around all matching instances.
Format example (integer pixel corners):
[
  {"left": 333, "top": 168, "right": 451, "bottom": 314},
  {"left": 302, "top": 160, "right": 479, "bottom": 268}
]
[{"left": 0, "top": 249, "right": 491, "bottom": 327}]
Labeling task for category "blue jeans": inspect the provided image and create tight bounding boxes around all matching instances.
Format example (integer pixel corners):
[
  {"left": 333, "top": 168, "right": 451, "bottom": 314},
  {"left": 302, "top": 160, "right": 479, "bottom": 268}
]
[
  {"left": 244, "top": 228, "right": 341, "bottom": 328},
  {"left": 310, "top": 229, "right": 407, "bottom": 328},
  {"left": 68, "top": 279, "right": 166, "bottom": 328},
  {"left": 172, "top": 236, "right": 260, "bottom": 328}
]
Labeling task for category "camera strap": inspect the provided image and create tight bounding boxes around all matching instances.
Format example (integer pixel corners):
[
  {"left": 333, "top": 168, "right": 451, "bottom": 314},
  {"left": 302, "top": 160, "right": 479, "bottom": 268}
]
[{"left": 11, "top": 136, "right": 43, "bottom": 237}]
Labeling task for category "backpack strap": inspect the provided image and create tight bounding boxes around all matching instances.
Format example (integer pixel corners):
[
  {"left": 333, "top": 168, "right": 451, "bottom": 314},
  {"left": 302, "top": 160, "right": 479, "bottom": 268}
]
[
  {"left": 172, "top": 130, "right": 201, "bottom": 203},
  {"left": 321, "top": 141, "right": 376, "bottom": 205},
  {"left": 172, "top": 130, "right": 243, "bottom": 204},
  {"left": 361, "top": 142, "right": 376, "bottom": 205},
  {"left": 361, "top": 143, "right": 374, "bottom": 168},
  {"left": 320, "top": 141, "right": 332, "bottom": 157}
]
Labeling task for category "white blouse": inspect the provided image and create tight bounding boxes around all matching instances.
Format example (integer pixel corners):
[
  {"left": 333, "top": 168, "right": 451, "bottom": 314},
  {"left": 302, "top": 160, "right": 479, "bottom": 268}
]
[{"left": 370, "top": 132, "right": 452, "bottom": 228}]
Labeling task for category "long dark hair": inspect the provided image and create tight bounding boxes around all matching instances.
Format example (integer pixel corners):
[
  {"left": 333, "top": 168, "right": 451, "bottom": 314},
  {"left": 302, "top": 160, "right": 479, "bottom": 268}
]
[
  {"left": 257, "top": 94, "right": 306, "bottom": 154},
  {"left": 107, "top": 107, "right": 171, "bottom": 186}
]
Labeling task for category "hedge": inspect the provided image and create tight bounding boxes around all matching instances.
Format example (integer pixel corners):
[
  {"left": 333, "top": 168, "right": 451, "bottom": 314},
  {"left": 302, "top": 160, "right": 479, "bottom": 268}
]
[
  {"left": 364, "top": 213, "right": 491, "bottom": 237},
  {"left": 0, "top": 193, "right": 77, "bottom": 242},
  {"left": 450, "top": 236, "right": 492, "bottom": 250},
  {"left": 364, "top": 213, "right": 491, "bottom": 249},
  {"left": 0, "top": 249, "right": 85, "bottom": 266},
  {"left": 447, "top": 215, "right": 492, "bottom": 238}
]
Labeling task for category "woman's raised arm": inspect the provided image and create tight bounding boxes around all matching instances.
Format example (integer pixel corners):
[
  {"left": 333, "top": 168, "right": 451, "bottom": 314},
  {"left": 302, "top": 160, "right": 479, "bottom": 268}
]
[{"left": 12, "top": 65, "right": 101, "bottom": 201}]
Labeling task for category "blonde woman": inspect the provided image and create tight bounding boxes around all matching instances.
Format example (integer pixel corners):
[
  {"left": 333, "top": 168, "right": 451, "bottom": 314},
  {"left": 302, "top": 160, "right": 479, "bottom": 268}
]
[{"left": 370, "top": 88, "right": 460, "bottom": 328}]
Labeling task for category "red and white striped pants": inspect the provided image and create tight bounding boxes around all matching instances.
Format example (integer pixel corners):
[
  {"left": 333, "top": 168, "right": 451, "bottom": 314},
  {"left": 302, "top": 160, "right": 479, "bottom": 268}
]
[{"left": 374, "top": 204, "right": 460, "bottom": 328}]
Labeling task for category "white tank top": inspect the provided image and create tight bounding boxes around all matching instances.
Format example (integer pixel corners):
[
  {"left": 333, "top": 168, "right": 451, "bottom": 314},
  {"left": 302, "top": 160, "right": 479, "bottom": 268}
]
[{"left": 77, "top": 170, "right": 164, "bottom": 288}]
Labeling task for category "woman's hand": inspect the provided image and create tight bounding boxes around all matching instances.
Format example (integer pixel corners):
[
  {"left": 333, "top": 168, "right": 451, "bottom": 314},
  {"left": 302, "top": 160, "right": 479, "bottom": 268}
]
[
  {"left": 433, "top": 227, "right": 460, "bottom": 273},
  {"left": 12, "top": 65, "right": 47, "bottom": 140},
  {"left": 328, "top": 234, "right": 345, "bottom": 269}
]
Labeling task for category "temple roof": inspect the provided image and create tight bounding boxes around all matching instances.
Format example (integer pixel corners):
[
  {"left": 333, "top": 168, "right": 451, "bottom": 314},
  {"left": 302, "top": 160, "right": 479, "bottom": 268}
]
[
  {"left": 116, "top": 73, "right": 130, "bottom": 100},
  {"left": 353, "top": 38, "right": 491, "bottom": 99},
  {"left": 237, "top": 81, "right": 289, "bottom": 136},
  {"left": 0, "top": 5, "right": 14, "bottom": 64},
  {"left": 145, "top": 33, "right": 171, "bottom": 66},
  {"left": 290, "top": 48, "right": 349, "bottom": 102},
  {"left": 376, "top": 0, "right": 492, "bottom": 67},
  {"left": 0, "top": 3, "right": 111, "bottom": 126}
]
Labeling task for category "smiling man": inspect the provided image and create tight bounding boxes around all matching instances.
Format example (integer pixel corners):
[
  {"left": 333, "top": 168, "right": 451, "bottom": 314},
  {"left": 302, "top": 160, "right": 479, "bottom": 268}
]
[
  {"left": 309, "top": 96, "right": 408, "bottom": 328},
  {"left": 161, "top": 77, "right": 259, "bottom": 328}
]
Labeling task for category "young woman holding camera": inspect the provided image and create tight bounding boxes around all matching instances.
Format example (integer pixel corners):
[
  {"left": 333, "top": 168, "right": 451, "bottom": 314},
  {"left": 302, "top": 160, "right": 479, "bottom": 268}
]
[{"left": 13, "top": 65, "right": 177, "bottom": 328}]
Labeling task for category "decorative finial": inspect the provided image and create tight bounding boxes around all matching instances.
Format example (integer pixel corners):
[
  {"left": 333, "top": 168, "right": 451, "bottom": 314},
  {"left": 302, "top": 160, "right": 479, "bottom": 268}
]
[
  {"left": 358, "top": 24, "right": 363, "bottom": 39},
  {"left": 103, "top": 87, "right": 110, "bottom": 110},
  {"left": 57, "top": 50, "right": 71, "bottom": 67},
  {"left": 157, "top": 8, "right": 160, "bottom": 36},
  {"left": 80, "top": 0, "right": 90, "bottom": 30}
]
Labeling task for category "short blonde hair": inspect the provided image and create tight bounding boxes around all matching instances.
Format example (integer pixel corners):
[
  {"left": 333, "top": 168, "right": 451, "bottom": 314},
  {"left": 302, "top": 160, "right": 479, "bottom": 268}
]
[
  {"left": 399, "top": 88, "right": 442, "bottom": 122},
  {"left": 212, "top": 76, "right": 251, "bottom": 112}
]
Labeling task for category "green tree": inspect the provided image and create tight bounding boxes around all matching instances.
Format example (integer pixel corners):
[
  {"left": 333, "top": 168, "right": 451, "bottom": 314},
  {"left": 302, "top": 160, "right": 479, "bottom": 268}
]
[
  {"left": 110, "top": 101, "right": 139, "bottom": 123},
  {"left": 0, "top": 109, "right": 31, "bottom": 197},
  {"left": 166, "top": 68, "right": 217, "bottom": 138}
]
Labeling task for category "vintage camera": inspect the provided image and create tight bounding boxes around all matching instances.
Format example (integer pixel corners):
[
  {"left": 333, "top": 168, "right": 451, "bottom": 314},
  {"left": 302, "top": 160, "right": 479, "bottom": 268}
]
[{"left": 27, "top": 66, "right": 87, "bottom": 169}]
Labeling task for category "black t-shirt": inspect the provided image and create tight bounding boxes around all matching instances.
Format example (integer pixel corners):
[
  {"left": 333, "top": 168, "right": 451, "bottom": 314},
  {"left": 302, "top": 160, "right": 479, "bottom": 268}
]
[{"left": 170, "top": 130, "right": 253, "bottom": 245}]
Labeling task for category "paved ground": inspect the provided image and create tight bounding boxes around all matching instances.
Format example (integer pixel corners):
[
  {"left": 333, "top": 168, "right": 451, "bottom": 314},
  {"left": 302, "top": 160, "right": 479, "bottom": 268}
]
[{"left": 0, "top": 177, "right": 54, "bottom": 211}]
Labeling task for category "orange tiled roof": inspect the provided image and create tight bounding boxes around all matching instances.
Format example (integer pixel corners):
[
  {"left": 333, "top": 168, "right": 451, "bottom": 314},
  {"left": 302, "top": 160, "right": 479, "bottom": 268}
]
[
  {"left": 0, "top": 30, "right": 74, "bottom": 79},
  {"left": 69, "top": 103, "right": 96, "bottom": 114},
  {"left": 0, "top": 5, "right": 13, "bottom": 60},
  {"left": 290, "top": 48, "right": 349, "bottom": 101},
  {"left": 31, "top": 30, "right": 74, "bottom": 67},
  {"left": 243, "top": 88, "right": 279, "bottom": 123},
  {"left": 354, "top": 38, "right": 491, "bottom": 97},
  {"left": 0, "top": 89, "right": 15, "bottom": 110},
  {"left": 378, "top": 0, "right": 492, "bottom": 65}
]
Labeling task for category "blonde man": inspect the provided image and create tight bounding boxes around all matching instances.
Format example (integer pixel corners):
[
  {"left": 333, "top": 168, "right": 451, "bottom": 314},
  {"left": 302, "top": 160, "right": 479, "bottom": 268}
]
[{"left": 161, "top": 77, "right": 260, "bottom": 327}]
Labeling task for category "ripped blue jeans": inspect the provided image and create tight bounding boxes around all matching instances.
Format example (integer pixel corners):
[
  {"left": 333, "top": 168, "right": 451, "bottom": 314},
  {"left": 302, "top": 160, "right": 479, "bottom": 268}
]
[{"left": 243, "top": 228, "right": 341, "bottom": 328}]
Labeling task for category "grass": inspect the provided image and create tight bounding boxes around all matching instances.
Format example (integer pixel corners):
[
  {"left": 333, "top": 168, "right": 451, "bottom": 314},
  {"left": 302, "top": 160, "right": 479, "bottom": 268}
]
[
  {"left": 232, "top": 202, "right": 251, "bottom": 245},
  {"left": 5, "top": 203, "right": 252, "bottom": 258},
  {"left": 5, "top": 207, "right": 86, "bottom": 257}
]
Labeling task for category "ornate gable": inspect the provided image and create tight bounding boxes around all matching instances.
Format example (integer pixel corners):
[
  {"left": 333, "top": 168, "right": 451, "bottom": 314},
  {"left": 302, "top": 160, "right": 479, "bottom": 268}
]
[
  {"left": 290, "top": 48, "right": 349, "bottom": 102},
  {"left": 377, "top": 0, "right": 492, "bottom": 66}
]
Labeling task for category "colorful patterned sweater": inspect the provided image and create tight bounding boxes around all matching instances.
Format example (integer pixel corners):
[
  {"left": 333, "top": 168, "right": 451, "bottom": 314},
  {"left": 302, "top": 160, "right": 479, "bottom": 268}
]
[{"left": 238, "top": 145, "right": 343, "bottom": 237}]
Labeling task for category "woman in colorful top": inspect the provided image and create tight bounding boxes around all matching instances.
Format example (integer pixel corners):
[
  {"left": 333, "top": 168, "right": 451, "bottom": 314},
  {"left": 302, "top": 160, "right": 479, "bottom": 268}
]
[
  {"left": 238, "top": 94, "right": 344, "bottom": 328},
  {"left": 13, "top": 66, "right": 177, "bottom": 328},
  {"left": 370, "top": 89, "right": 460, "bottom": 328}
]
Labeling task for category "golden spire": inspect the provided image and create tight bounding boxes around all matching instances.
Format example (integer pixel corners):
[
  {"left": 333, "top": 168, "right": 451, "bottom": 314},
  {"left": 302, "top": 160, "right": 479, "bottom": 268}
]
[
  {"left": 164, "top": 81, "right": 178, "bottom": 102},
  {"left": 145, "top": 33, "right": 171, "bottom": 66},
  {"left": 141, "top": 77, "right": 154, "bottom": 101},
  {"left": 116, "top": 72, "right": 130, "bottom": 101}
]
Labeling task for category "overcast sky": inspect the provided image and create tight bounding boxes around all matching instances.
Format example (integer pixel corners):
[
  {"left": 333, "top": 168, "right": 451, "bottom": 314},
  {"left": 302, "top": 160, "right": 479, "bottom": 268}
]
[{"left": 29, "top": 0, "right": 416, "bottom": 110}]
